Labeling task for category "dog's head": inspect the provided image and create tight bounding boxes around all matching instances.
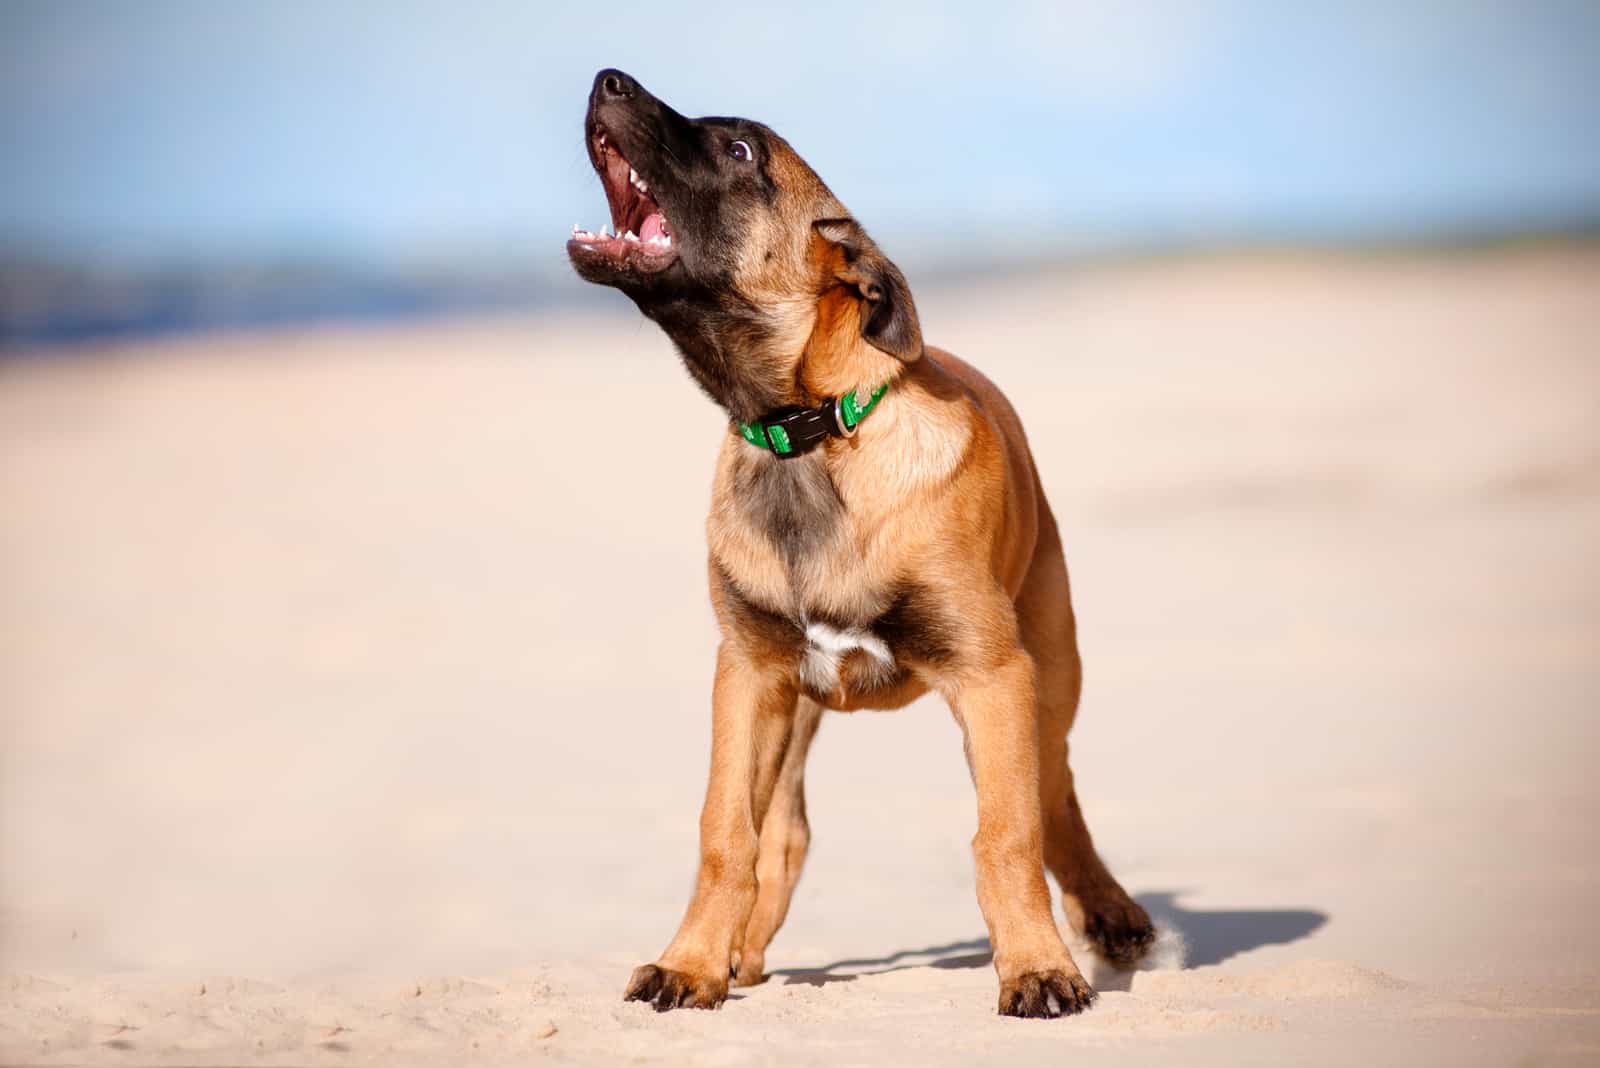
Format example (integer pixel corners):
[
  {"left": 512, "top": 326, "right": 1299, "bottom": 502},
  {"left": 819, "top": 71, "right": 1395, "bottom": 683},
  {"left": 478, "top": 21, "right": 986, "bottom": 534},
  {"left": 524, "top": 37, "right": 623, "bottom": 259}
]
[{"left": 567, "top": 69, "right": 921, "bottom": 420}]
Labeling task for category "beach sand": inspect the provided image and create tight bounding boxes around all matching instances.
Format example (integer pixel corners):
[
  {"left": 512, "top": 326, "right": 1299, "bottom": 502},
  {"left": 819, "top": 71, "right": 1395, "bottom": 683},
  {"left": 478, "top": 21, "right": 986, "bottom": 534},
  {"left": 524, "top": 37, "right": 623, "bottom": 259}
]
[{"left": 3, "top": 247, "right": 1598, "bottom": 1065}]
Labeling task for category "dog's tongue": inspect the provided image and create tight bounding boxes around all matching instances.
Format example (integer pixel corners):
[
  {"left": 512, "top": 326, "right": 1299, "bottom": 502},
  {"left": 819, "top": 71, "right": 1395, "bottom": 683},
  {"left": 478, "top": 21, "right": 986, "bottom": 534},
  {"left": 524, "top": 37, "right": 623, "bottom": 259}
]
[{"left": 639, "top": 212, "right": 666, "bottom": 243}]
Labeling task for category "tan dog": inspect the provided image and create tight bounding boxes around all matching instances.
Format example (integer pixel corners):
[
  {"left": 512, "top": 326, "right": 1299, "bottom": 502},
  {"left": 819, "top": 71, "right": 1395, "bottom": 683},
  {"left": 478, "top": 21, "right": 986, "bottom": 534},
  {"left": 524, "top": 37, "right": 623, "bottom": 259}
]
[{"left": 568, "top": 69, "right": 1154, "bottom": 1018}]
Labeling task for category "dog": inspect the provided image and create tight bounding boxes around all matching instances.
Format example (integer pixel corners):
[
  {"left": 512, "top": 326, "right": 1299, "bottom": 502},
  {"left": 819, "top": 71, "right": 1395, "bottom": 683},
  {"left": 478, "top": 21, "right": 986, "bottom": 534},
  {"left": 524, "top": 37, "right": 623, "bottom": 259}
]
[{"left": 567, "top": 69, "right": 1155, "bottom": 1018}]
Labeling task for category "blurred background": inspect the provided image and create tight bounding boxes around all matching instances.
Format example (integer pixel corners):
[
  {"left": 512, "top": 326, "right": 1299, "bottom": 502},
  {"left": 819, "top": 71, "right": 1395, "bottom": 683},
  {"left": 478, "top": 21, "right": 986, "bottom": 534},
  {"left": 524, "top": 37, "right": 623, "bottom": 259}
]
[
  {"left": 2, "top": 0, "right": 1597, "bottom": 342},
  {"left": 2, "top": 3, "right": 1598, "bottom": 1065}
]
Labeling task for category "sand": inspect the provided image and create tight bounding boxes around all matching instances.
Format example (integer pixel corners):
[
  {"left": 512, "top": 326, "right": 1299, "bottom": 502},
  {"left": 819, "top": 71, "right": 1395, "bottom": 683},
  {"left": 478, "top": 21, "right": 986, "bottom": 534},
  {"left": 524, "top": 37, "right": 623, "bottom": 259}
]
[{"left": 2, "top": 247, "right": 1598, "bottom": 1065}]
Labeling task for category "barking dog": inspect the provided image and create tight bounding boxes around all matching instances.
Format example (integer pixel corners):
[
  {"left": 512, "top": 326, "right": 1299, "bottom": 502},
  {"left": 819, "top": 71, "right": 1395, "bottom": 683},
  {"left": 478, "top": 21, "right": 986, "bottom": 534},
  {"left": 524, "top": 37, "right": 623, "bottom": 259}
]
[{"left": 568, "top": 69, "right": 1154, "bottom": 1018}]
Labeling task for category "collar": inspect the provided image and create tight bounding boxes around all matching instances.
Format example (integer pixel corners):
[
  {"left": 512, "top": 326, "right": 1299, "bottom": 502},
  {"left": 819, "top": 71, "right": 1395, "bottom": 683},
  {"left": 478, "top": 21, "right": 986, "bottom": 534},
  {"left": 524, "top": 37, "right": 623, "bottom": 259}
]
[{"left": 736, "top": 383, "right": 890, "bottom": 459}]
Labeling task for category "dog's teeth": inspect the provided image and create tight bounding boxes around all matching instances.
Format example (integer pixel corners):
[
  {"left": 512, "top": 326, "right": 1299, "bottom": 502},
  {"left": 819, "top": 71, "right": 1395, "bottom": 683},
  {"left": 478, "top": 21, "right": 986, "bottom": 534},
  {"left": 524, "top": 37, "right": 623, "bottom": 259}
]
[
  {"left": 624, "top": 230, "right": 638, "bottom": 242},
  {"left": 600, "top": 224, "right": 611, "bottom": 237},
  {"left": 629, "top": 168, "right": 637, "bottom": 182}
]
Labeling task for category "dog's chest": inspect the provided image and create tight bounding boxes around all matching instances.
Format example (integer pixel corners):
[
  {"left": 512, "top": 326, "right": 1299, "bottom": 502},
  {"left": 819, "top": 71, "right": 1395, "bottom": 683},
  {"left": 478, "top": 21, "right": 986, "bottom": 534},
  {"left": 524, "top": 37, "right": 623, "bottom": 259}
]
[{"left": 724, "top": 455, "right": 951, "bottom": 699}]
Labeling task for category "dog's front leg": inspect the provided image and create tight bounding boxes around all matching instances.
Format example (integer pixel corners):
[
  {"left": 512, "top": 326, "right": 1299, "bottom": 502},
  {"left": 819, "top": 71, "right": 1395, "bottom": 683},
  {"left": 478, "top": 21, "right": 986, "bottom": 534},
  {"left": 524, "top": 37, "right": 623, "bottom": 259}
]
[
  {"left": 624, "top": 643, "right": 795, "bottom": 1011},
  {"left": 949, "top": 649, "right": 1098, "bottom": 1018}
]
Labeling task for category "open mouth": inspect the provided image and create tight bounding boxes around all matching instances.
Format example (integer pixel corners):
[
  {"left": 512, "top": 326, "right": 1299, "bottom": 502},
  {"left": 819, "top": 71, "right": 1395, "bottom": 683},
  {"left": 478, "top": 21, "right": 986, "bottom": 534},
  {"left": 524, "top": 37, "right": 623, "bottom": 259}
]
[{"left": 568, "top": 127, "right": 677, "bottom": 272}]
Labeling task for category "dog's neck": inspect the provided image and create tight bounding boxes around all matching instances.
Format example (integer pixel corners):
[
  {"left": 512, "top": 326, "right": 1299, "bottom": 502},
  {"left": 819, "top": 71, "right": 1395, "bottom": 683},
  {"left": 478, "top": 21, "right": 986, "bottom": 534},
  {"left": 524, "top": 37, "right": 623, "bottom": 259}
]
[
  {"left": 642, "top": 289, "right": 902, "bottom": 428},
  {"left": 796, "top": 287, "right": 903, "bottom": 405},
  {"left": 643, "top": 296, "right": 796, "bottom": 424}
]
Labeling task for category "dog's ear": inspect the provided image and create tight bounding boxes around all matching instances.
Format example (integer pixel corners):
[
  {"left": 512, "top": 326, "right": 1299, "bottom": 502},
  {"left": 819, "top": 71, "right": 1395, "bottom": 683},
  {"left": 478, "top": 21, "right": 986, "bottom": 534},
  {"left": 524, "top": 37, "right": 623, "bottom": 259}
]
[{"left": 813, "top": 218, "right": 923, "bottom": 363}]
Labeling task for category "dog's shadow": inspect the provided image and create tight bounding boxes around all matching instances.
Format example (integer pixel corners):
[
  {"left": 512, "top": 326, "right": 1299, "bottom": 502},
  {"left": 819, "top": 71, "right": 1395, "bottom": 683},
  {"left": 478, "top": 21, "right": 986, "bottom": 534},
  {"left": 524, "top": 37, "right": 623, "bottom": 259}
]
[
  {"left": 771, "top": 890, "right": 1327, "bottom": 988},
  {"left": 773, "top": 936, "right": 994, "bottom": 987},
  {"left": 1136, "top": 890, "right": 1327, "bottom": 968}
]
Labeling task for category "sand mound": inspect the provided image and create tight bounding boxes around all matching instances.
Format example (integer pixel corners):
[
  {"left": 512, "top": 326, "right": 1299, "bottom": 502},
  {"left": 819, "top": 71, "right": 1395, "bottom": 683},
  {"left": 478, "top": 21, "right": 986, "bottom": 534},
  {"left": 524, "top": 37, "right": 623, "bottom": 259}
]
[{"left": 1133, "top": 959, "right": 1407, "bottom": 1001}]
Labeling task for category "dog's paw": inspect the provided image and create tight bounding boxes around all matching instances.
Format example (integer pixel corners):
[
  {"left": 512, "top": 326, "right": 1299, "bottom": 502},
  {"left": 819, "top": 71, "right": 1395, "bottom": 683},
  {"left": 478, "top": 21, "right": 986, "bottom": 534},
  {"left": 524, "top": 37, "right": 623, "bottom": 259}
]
[
  {"left": 730, "top": 953, "right": 767, "bottom": 988},
  {"left": 997, "top": 969, "right": 1097, "bottom": 1019},
  {"left": 1083, "top": 900, "right": 1156, "bottom": 966},
  {"left": 623, "top": 963, "right": 727, "bottom": 1012}
]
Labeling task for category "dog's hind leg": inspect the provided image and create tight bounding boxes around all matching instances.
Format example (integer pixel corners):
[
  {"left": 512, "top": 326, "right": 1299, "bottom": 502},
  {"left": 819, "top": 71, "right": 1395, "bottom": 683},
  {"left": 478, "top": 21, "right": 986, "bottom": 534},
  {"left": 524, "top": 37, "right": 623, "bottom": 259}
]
[
  {"left": 1040, "top": 734, "right": 1155, "bottom": 966},
  {"left": 1020, "top": 508, "right": 1156, "bottom": 968},
  {"left": 732, "top": 695, "right": 823, "bottom": 986}
]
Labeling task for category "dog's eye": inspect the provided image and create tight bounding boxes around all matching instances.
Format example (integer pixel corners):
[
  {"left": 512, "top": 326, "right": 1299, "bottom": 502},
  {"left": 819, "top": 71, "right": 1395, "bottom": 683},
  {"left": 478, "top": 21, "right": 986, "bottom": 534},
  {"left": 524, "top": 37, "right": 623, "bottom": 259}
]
[{"left": 727, "top": 139, "right": 753, "bottom": 163}]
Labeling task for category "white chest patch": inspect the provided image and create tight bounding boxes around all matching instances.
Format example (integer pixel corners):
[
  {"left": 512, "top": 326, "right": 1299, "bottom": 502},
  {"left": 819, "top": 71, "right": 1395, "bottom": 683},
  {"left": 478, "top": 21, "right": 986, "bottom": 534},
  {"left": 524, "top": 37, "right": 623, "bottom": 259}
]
[{"left": 800, "top": 621, "right": 895, "bottom": 694}]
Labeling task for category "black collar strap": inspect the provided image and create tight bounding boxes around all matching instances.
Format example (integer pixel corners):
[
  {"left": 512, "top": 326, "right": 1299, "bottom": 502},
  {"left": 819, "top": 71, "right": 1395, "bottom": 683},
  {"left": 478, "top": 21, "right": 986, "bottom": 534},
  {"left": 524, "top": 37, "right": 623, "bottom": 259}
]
[{"left": 736, "top": 383, "right": 889, "bottom": 459}]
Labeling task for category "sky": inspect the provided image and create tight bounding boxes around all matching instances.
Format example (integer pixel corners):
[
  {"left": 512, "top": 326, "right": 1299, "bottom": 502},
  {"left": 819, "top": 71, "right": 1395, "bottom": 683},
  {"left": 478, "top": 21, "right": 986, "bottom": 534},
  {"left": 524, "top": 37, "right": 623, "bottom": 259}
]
[{"left": 2, "top": 0, "right": 1598, "bottom": 269}]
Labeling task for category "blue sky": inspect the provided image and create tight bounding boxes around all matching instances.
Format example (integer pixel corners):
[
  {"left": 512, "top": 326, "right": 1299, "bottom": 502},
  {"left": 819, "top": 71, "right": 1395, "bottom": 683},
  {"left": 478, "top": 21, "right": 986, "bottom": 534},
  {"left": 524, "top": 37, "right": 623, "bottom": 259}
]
[{"left": 3, "top": 1, "right": 1598, "bottom": 268}]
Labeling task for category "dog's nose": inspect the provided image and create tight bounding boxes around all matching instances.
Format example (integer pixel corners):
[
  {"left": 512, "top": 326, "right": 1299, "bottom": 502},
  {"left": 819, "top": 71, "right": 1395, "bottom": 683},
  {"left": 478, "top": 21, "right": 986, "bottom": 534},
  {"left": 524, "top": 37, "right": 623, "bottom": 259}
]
[{"left": 595, "top": 69, "right": 637, "bottom": 100}]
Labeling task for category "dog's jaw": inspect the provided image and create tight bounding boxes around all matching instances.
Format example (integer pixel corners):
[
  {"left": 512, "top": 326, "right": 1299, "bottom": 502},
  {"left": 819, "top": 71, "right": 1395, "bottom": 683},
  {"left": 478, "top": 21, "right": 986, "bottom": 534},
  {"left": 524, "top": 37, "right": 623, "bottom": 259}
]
[{"left": 568, "top": 126, "right": 680, "bottom": 276}]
